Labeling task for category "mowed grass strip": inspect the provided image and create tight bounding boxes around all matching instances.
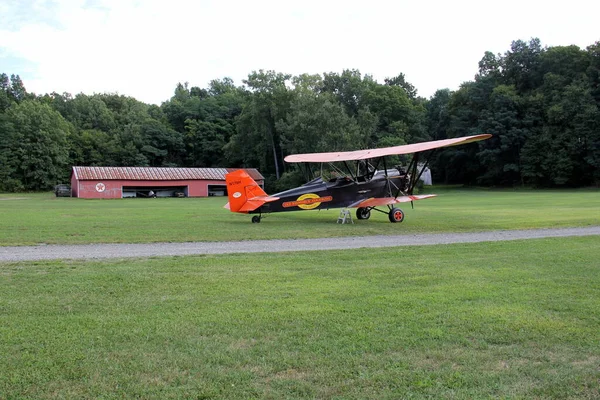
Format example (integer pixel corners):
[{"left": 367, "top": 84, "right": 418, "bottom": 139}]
[
  {"left": 1, "top": 237, "right": 599, "bottom": 399},
  {"left": 1, "top": 188, "right": 599, "bottom": 245}
]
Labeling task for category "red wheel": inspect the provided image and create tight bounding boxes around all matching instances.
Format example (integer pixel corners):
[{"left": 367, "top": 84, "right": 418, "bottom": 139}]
[{"left": 388, "top": 207, "right": 404, "bottom": 223}]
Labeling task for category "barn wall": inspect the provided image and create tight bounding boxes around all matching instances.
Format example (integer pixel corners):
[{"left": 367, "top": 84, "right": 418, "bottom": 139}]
[
  {"left": 190, "top": 179, "right": 225, "bottom": 197},
  {"left": 77, "top": 180, "right": 123, "bottom": 199},
  {"left": 70, "top": 173, "right": 78, "bottom": 197},
  {"left": 74, "top": 178, "right": 265, "bottom": 199}
]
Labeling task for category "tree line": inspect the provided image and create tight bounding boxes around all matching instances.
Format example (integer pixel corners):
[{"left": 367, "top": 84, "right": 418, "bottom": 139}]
[{"left": 1, "top": 38, "right": 598, "bottom": 192}]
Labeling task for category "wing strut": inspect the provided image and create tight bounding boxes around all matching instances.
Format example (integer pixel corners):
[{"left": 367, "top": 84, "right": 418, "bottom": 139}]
[
  {"left": 400, "top": 149, "right": 438, "bottom": 196},
  {"left": 369, "top": 157, "right": 382, "bottom": 181},
  {"left": 303, "top": 162, "right": 313, "bottom": 182},
  {"left": 342, "top": 161, "right": 356, "bottom": 181},
  {"left": 382, "top": 156, "right": 393, "bottom": 198}
]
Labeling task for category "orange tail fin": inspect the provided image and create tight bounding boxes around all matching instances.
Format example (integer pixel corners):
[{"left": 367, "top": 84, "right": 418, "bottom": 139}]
[{"left": 225, "top": 170, "right": 278, "bottom": 213}]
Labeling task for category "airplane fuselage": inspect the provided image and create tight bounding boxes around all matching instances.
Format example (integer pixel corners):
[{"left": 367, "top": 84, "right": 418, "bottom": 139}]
[{"left": 251, "top": 175, "right": 395, "bottom": 214}]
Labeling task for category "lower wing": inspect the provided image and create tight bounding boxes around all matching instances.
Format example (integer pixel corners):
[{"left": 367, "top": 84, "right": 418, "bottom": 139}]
[{"left": 351, "top": 194, "right": 437, "bottom": 208}]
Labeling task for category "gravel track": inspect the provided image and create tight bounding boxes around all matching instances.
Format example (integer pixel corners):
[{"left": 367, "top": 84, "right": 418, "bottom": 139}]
[{"left": 1, "top": 226, "right": 599, "bottom": 262}]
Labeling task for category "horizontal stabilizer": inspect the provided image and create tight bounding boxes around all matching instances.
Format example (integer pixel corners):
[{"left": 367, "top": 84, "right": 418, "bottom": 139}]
[
  {"left": 225, "top": 195, "right": 280, "bottom": 212},
  {"left": 238, "top": 195, "right": 280, "bottom": 213},
  {"left": 353, "top": 194, "right": 437, "bottom": 208},
  {"left": 249, "top": 195, "right": 280, "bottom": 202}
]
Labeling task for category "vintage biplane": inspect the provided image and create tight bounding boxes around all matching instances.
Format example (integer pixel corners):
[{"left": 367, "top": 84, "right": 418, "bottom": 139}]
[{"left": 225, "top": 134, "right": 491, "bottom": 223}]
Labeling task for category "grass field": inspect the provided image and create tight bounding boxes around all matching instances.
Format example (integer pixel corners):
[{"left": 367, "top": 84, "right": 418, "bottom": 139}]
[
  {"left": 1, "top": 187, "right": 599, "bottom": 245},
  {"left": 1, "top": 237, "right": 599, "bottom": 399},
  {"left": 2, "top": 188, "right": 599, "bottom": 398}
]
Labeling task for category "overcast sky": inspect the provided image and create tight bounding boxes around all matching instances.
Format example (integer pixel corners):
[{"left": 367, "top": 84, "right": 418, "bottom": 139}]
[{"left": 1, "top": 0, "right": 598, "bottom": 104}]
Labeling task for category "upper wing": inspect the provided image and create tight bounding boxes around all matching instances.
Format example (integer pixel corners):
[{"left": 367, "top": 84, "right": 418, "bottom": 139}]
[
  {"left": 284, "top": 134, "right": 492, "bottom": 163},
  {"left": 350, "top": 194, "right": 437, "bottom": 208}
]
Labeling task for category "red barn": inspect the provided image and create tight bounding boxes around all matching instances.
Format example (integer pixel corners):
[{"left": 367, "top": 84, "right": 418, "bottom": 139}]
[{"left": 70, "top": 166, "right": 264, "bottom": 199}]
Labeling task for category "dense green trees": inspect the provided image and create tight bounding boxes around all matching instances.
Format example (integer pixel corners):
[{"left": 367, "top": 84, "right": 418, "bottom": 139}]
[
  {"left": 0, "top": 100, "right": 71, "bottom": 190},
  {"left": 429, "top": 39, "right": 600, "bottom": 187},
  {"left": 0, "top": 38, "right": 599, "bottom": 192},
  {"left": 230, "top": 70, "right": 292, "bottom": 180}
]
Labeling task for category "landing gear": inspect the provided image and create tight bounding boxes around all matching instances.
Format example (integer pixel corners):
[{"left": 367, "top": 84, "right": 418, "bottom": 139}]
[
  {"left": 388, "top": 207, "right": 404, "bottom": 223},
  {"left": 251, "top": 215, "right": 261, "bottom": 223},
  {"left": 356, "top": 207, "right": 371, "bottom": 220}
]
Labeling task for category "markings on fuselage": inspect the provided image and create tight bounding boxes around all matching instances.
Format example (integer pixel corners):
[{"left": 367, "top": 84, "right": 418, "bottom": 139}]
[{"left": 282, "top": 193, "right": 333, "bottom": 209}]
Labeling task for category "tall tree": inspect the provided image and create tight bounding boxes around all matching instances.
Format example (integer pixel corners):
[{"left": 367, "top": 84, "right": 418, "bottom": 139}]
[
  {"left": 476, "top": 85, "right": 526, "bottom": 185},
  {"left": 321, "top": 69, "right": 376, "bottom": 117},
  {"left": 363, "top": 82, "right": 428, "bottom": 146},
  {"left": 521, "top": 80, "right": 599, "bottom": 186},
  {"left": 502, "top": 38, "right": 544, "bottom": 93},
  {"left": 586, "top": 41, "right": 600, "bottom": 103},
  {"left": 384, "top": 72, "right": 417, "bottom": 99},
  {"left": 426, "top": 89, "right": 452, "bottom": 141},
  {"left": 0, "top": 101, "right": 72, "bottom": 190},
  {"left": 231, "top": 70, "right": 292, "bottom": 180},
  {"left": 0, "top": 73, "right": 30, "bottom": 112},
  {"left": 278, "top": 91, "right": 361, "bottom": 155},
  {"left": 0, "top": 74, "right": 13, "bottom": 112}
]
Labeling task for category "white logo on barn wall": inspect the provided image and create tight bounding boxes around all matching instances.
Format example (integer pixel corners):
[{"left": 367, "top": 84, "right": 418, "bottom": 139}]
[{"left": 96, "top": 182, "right": 106, "bottom": 193}]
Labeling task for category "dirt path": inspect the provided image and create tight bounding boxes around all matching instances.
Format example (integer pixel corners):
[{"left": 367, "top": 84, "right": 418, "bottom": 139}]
[{"left": 1, "top": 226, "right": 599, "bottom": 262}]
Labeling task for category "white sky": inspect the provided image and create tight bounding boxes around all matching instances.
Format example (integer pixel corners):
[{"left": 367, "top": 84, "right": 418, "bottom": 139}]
[{"left": 1, "top": 0, "right": 598, "bottom": 104}]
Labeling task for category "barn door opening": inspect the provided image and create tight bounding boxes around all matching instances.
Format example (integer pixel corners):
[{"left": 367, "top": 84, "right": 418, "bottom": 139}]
[
  {"left": 122, "top": 186, "right": 188, "bottom": 198},
  {"left": 207, "top": 185, "right": 227, "bottom": 196}
]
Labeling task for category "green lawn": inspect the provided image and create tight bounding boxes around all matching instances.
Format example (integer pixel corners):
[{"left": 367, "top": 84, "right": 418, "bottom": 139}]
[
  {"left": 1, "top": 188, "right": 599, "bottom": 245},
  {"left": 1, "top": 237, "right": 599, "bottom": 399}
]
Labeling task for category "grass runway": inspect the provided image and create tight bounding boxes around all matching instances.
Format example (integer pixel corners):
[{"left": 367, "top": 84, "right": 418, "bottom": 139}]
[
  {"left": 1, "top": 188, "right": 599, "bottom": 398},
  {"left": 1, "top": 187, "right": 599, "bottom": 246}
]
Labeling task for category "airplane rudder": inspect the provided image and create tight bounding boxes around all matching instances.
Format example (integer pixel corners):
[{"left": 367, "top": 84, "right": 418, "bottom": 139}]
[{"left": 225, "top": 170, "right": 249, "bottom": 212}]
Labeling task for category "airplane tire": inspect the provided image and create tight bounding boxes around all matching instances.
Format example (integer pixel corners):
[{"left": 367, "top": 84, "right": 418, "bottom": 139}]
[
  {"left": 356, "top": 207, "right": 371, "bottom": 220},
  {"left": 388, "top": 208, "right": 404, "bottom": 223},
  {"left": 251, "top": 216, "right": 261, "bottom": 223}
]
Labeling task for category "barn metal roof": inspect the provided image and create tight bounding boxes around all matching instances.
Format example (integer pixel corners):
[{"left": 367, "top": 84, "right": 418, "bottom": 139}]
[{"left": 72, "top": 167, "right": 264, "bottom": 181}]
